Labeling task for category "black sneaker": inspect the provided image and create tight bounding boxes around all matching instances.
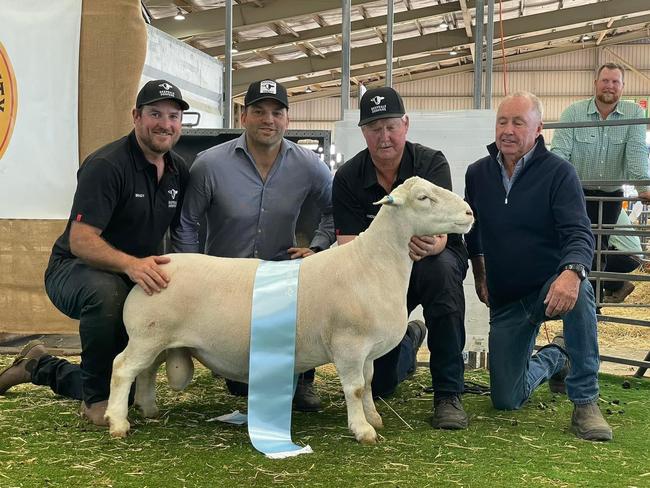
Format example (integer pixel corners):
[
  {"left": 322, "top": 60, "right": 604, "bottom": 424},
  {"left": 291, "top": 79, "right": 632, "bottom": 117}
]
[
  {"left": 548, "top": 335, "right": 570, "bottom": 395},
  {"left": 431, "top": 394, "right": 468, "bottom": 430}
]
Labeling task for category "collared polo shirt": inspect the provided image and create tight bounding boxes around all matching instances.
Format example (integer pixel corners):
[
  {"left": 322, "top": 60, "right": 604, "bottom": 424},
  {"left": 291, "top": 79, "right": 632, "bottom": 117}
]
[
  {"left": 50, "top": 131, "right": 189, "bottom": 261},
  {"left": 496, "top": 142, "right": 537, "bottom": 201},
  {"left": 333, "top": 141, "right": 466, "bottom": 260},
  {"left": 550, "top": 97, "right": 649, "bottom": 192}
]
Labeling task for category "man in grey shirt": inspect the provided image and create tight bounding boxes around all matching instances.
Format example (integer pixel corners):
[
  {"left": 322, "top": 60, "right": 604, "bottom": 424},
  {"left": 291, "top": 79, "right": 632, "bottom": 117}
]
[{"left": 173, "top": 79, "right": 334, "bottom": 411}]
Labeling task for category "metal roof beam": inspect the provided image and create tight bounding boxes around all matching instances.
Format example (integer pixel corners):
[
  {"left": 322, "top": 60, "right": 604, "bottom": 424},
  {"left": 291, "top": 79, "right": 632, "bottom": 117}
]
[
  {"left": 287, "top": 30, "right": 649, "bottom": 103},
  {"left": 152, "top": 0, "right": 379, "bottom": 38},
  {"left": 231, "top": 0, "right": 650, "bottom": 87},
  {"left": 207, "top": 2, "right": 462, "bottom": 56}
]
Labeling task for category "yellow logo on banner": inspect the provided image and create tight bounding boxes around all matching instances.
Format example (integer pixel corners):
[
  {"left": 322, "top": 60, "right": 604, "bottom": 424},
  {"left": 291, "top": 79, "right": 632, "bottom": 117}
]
[{"left": 0, "top": 42, "right": 18, "bottom": 160}]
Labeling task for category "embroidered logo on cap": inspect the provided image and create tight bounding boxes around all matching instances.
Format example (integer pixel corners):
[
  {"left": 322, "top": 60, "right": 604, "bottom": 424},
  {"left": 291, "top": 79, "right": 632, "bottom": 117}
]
[
  {"left": 159, "top": 82, "right": 173, "bottom": 91},
  {"left": 260, "top": 80, "right": 277, "bottom": 94},
  {"left": 370, "top": 96, "right": 384, "bottom": 105},
  {"left": 370, "top": 95, "right": 387, "bottom": 114}
]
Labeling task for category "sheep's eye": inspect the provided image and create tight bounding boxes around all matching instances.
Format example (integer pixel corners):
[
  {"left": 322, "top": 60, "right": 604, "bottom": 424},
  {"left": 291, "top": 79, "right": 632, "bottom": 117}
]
[{"left": 417, "top": 195, "right": 428, "bottom": 201}]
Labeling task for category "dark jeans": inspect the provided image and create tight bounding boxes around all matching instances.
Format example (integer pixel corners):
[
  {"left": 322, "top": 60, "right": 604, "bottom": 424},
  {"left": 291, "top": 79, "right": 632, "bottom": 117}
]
[
  {"left": 37, "top": 257, "right": 134, "bottom": 405},
  {"left": 584, "top": 189, "right": 623, "bottom": 300},
  {"left": 603, "top": 250, "right": 641, "bottom": 292},
  {"left": 371, "top": 248, "right": 468, "bottom": 398}
]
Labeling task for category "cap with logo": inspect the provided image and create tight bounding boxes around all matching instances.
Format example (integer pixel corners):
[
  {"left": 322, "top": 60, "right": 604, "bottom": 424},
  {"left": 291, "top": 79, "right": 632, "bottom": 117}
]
[
  {"left": 244, "top": 79, "right": 289, "bottom": 109},
  {"left": 358, "top": 86, "right": 406, "bottom": 126},
  {"left": 136, "top": 79, "right": 189, "bottom": 111}
]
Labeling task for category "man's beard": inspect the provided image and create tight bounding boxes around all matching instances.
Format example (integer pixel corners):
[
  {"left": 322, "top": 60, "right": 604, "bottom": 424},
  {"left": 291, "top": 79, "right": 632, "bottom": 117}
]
[{"left": 597, "top": 92, "right": 619, "bottom": 105}]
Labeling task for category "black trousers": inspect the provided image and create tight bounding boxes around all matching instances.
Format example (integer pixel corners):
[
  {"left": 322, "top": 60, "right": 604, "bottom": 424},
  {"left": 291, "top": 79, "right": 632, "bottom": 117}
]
[
  {"left": 371, "top": 248, "right": 468, "bottom": 398},
  {"left": 584, "top": 189, "right": 623, "bottom": 299},
  {"left": 603, "top": 250, "right": 642, "bottom": 292},
  {"left": 36, "top": 257, "right": 134, "bottom": 405}
]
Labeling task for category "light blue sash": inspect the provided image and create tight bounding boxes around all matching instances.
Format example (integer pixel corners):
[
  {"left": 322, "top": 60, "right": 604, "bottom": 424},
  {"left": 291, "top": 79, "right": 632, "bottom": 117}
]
[{"left": 247, "top": 259, "right": 312, "bottom": 458}]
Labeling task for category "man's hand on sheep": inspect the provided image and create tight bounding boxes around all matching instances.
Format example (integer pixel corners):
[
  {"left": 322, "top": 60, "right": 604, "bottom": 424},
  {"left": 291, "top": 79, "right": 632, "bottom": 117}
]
[
  {"left": 543, "top": 270, "right": 580, "bottom": 318},
  {"left": 288, "top": 247, "right": 315, "bottom": 259},
  {"left": 408, "top": 235, "right": 447, "bottom": 261},
  {"left": 124, "top": 255, "right": 171, "bottom": 295}
]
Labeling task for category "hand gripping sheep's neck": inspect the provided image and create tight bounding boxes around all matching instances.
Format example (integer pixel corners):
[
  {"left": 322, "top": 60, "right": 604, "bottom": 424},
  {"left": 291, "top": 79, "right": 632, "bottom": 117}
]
[{"left": 104, "top": 176, "right": 474, "bottom": 446}]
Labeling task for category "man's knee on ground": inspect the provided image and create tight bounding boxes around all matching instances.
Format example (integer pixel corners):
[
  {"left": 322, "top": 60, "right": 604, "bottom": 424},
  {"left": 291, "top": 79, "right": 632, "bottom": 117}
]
[{"left": 491, "top": 393, "right": 525, "bottom": 411}]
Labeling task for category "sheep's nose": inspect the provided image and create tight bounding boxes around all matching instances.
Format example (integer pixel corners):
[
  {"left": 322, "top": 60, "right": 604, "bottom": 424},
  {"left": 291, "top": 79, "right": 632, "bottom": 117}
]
[{"left": 466, "top": 209, "right": 473, "bottom": 217}]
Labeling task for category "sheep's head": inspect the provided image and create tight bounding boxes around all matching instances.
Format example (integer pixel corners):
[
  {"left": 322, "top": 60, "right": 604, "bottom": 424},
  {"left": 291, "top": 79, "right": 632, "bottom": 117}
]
[{"left": 374, "top": 177, "right": 474, "bottom": 236}]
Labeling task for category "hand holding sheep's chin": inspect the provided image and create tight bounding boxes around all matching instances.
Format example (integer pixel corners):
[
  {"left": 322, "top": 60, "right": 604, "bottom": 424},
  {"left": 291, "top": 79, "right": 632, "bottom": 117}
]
[
  {"left": 408, "top": 235, "right": 447, "bottom": 262},
  {"left": 125, "top": 255, "right": 171, "bottom": 296},
  {"left": 288, "top": 247, "right": 315, "bottom": 259},
  {"left": 543, "top": 270, "right": 580, "bottom": 318}
]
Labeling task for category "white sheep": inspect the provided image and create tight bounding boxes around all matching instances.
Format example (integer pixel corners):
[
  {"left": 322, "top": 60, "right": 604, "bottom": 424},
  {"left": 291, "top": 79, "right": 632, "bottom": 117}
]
[{"left": 105, "top": 176, "right": 474, "bottom": 444}]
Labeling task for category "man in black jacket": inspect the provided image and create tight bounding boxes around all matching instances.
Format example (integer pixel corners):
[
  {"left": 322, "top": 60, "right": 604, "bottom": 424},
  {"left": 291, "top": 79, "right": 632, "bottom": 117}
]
[
  {"left": 465, "top": 91, "right": 611, "bottom": 441},
  {"left": 333, "top": 87, "right": 469, "bottom": 430}
]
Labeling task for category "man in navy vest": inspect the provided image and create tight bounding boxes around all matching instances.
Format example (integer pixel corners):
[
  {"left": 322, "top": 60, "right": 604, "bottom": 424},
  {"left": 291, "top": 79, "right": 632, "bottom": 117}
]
[{"left": 465, "top": 91, "right": 612, "bottom": 441}]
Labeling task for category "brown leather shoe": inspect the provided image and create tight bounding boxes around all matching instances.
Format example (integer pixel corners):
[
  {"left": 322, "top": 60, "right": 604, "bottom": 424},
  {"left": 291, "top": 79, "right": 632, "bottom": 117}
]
[
  {"left": 80, "top": 400, "right": 110, "bottom": 426},
  {"left": 571, "top": 402, "right": 612, "bottom": 441},
  {"left": 603, "top": 281, "right": 635, "bottom": 304},
  {"left": 0, "top": 340, "right": 47, "bottom": 394}
]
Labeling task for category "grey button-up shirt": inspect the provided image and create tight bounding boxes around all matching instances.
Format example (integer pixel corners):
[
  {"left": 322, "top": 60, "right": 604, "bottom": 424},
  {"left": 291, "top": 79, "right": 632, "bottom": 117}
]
[{"left": 172, "top": 133, "right": 334, "bottom": 260}]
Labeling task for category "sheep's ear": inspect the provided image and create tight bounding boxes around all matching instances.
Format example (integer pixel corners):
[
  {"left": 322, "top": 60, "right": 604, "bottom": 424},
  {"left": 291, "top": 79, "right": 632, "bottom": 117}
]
[{"left": 374, "top": 193, "right": 405, "bottom": 206}]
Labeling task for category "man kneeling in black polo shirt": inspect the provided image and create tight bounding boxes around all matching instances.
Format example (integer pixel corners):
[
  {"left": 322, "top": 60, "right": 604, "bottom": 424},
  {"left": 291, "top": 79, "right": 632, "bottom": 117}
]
[
  {"left": 0, "top": 80, "right": 189, "bottom": 426},
  {"left": 333, "top": 87, "right": 469, "bottom": 429}
]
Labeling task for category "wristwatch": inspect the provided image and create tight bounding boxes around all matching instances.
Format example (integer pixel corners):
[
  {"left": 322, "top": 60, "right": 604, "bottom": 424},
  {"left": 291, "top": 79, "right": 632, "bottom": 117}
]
[{"left": 563, "top": 263, "right": 587, "bottom": 281}]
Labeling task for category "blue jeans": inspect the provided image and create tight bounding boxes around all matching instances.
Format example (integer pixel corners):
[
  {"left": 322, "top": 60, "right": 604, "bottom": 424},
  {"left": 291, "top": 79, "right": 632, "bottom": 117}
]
[{"left": 489, "top": 275, "right": 600, "bottom": 409}]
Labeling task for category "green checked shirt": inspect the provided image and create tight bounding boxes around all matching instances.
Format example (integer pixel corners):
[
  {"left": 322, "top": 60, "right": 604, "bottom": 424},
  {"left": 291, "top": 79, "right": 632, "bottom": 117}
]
[{"left": 550, "top": 97, "right": 649, "bottom": 193}]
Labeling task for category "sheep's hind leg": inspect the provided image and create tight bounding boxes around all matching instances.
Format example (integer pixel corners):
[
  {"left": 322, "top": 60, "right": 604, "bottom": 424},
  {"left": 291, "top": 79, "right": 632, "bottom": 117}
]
[
  {"left": 361, "top": 359, "right": 383, "bottom": 430},
  {"left": 105, "top": 342, "right": 163, "bottom": 437},
  {"left": 134, "top": 351, "right": 165, "bottom": 418},
  {"left": 334, "top": 353, "right": 378, "bottom": 444}
]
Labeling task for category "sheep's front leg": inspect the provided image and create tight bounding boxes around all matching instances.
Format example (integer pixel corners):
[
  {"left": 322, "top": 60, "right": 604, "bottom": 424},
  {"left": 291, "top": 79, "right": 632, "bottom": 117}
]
[
  {"left": 106, "top": 343, "right": 162, "bottom": 437},
  {"left": 334, "top": 354, "right": 378, "bottom": 444},
  {"left": 362, "top": 359, "right": 383, "bottom": 430}
]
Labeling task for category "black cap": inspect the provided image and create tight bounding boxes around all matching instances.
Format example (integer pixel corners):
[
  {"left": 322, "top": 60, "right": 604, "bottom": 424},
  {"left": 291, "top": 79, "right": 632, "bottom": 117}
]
[
  {"left": 136, "top": 79, "right": 189, "bottom": 111},
  {"left": 244, "top": 79, "right": 289, "bottom": 109},
  {"left": 358, "top": 86, "right": 405, "bottom": 126}
]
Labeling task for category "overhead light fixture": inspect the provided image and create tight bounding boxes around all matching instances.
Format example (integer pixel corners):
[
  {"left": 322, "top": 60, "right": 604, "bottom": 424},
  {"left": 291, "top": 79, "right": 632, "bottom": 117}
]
[
  {"left": 581, "top": 34, "right": 591, "bottom": 41},
  {"left": 449, "top": 48, "right": 458, "bottom": 56},
  {"left": 305, "top": 86, "right": 313, "bottom": 93},
  {"left": 439, "top": 21, "right": 448, "bottom": 29},
  {"left": 174, "top": 8, "right": 185, "bottom": 21},
  {"left": 231, "top": 48, "right": 239, "bottom": 54}
]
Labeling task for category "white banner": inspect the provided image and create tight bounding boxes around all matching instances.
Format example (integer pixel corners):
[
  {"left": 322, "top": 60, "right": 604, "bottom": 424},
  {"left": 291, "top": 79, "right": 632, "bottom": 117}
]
[{"left": 0, "top": 1, "right": 81, "bottom": 219}]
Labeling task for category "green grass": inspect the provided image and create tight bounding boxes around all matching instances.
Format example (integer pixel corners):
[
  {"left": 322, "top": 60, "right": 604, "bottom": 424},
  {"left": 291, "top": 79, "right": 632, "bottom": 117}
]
[{"left": 0, "top": 358, "right": 648, "bottom": 488}]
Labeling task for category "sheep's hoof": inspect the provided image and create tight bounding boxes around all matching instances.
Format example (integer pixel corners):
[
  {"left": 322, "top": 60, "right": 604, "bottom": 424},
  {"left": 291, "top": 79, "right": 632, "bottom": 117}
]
[
  {"left": 366, "top": 411, "right": 383, "bottom": 429},
  {"left": 109, "top": 429, "right": 128, "bottom": 439},
  {"left": 352, "top": 424, "right": 378, "bottom": 444},
  {"left": 107, "top": 418, "right": 131, "bottom": 438},
  {"left": 137, "top": 404, "right": 160, "bottom": 418}
]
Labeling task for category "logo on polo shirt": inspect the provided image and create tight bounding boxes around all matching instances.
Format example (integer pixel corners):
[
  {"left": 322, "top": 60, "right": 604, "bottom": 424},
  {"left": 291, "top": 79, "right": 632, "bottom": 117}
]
[
  {"left": 370, "top": 95, "right": 386, "bottom": 114},
  {"left": 168, "top": 188, "right": 178, "bottom": 208},
  {"left": 260, "top": 80, "right": 277, "bottom": 94},
  {"left": 0, "top": 42, "right": 18, "bottom": 161}
]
